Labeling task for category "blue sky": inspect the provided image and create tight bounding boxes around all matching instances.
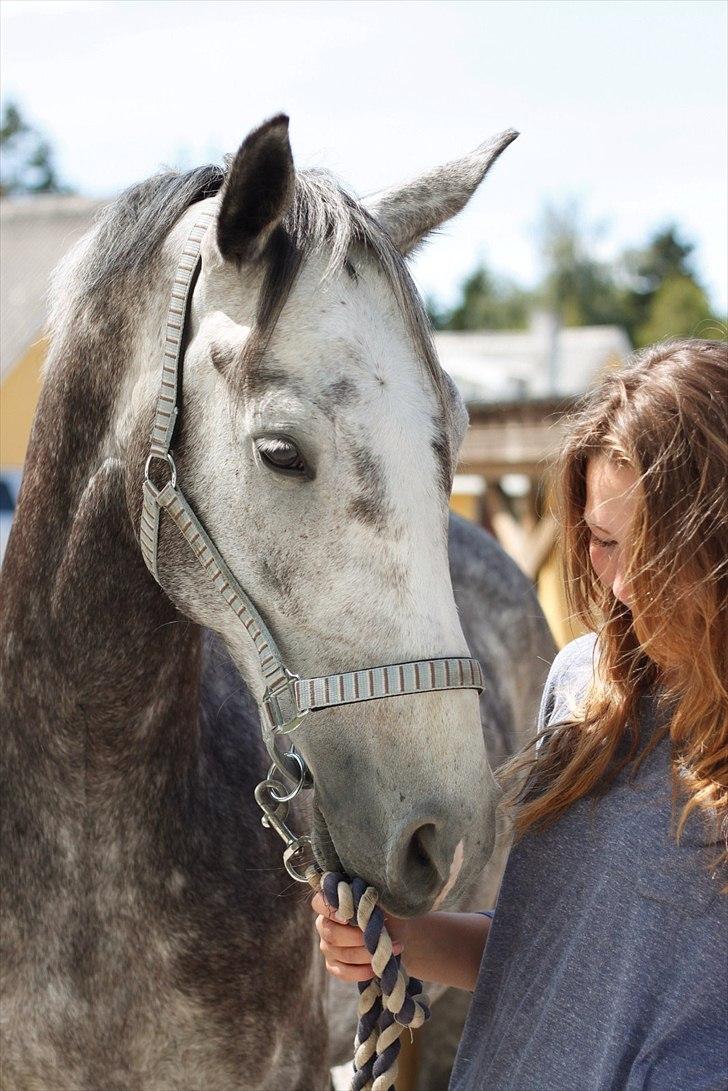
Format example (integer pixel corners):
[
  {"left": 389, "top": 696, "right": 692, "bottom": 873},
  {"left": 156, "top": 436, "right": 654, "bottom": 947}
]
[{"left": 2, "top": 0, "right": 726, "bottom": 312}]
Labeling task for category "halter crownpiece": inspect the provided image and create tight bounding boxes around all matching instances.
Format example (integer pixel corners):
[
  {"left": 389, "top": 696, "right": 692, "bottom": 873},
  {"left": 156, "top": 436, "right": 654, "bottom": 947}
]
[{"left": 140, "top": 207, "right": 486, "bottom": 743}]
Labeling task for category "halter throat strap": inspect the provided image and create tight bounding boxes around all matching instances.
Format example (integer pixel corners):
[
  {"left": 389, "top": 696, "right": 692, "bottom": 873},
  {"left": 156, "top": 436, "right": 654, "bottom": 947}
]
[{"left": 140, "top": 209, "right": 485, "bottom": 735}]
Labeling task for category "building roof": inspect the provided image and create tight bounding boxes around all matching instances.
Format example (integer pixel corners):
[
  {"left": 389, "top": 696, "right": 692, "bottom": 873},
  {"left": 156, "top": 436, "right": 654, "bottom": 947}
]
[
  {"left": 1, "top": 196, "right": 105, "bottom": 379},
  {"left": 1, "top": 197, "right": 631, "bottom": 407},
  {"left": 434, "top": 314, "right": 631, "bottom": 404},
  {"left": 457, "top": 398, "right": 573, "bottom": 478}
]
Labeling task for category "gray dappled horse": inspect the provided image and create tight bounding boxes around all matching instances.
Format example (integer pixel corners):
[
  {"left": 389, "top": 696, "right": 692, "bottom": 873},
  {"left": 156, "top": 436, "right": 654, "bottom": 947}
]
[{"left": 0, "top": 116, "right": 554, "bottom": 1090}]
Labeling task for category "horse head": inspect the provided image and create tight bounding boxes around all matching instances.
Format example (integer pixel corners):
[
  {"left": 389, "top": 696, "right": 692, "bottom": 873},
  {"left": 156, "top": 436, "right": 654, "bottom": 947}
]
[{"left": 123, "top": 115, "right": 517, "bottom": 916}]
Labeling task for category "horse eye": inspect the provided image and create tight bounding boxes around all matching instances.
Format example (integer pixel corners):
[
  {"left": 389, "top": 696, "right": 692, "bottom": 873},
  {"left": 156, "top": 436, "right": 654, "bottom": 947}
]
[{"left": 256, "top": 438, "right": 307, "bottom": 476}]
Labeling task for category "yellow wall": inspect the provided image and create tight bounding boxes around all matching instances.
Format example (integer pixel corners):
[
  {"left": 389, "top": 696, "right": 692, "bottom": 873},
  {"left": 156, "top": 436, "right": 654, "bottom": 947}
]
[
  {"left": 1, "top": 337, "right": 47, "bottom": 469},
  {"left": 449, "top": 492, "right": 482, "bottom": 523},
  {"left": 537, "top": 545, "right": 587, "bottom": 649}
]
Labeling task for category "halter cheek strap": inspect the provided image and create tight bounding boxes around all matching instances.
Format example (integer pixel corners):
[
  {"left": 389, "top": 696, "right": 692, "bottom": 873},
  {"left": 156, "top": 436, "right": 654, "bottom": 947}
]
[{"left": 140, "top": 210, "right": 485, "bottom": 736}]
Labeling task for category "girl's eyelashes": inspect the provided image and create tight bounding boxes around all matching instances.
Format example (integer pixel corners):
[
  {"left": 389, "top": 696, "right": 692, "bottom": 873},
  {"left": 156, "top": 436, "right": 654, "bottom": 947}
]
[{"left": 589, "top": 532, "right": 617, "bottom": 549}]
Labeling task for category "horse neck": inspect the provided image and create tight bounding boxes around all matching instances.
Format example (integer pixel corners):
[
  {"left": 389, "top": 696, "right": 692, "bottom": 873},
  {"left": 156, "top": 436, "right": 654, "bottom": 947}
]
[{"left": 0, "top": 267, "right": 201, "bottom": 788}]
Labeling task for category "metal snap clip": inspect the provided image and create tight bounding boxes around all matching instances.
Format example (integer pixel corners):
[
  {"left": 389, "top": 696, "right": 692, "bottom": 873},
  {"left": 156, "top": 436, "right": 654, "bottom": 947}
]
[{"left": 144, "top": 452, "right": 177, "bottom": 491}]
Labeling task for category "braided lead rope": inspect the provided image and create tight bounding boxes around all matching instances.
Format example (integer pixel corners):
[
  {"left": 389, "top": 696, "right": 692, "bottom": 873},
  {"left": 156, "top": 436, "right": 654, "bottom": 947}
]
[
  {"left": 258, "top": 794, "right": 428, "bottom": 1091},
  {"left": 321, "top": 872, "right": 430, "bottom": 1091}
]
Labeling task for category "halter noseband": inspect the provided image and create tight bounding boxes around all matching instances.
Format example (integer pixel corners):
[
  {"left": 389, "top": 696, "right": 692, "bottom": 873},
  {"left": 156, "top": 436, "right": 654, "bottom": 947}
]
[{"left": 139, "top": 209, "right": 485, "bottom": 813}]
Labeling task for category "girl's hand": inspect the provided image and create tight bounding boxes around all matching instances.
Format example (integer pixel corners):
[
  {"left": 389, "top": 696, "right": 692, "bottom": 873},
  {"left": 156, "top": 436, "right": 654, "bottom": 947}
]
[{"left": 311, "top": 890, "right": 408, "bottom": 983}]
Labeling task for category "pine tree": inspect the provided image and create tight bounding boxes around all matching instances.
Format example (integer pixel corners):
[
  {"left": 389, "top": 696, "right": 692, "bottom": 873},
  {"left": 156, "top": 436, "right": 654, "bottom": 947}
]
[{"left": 0, "top": 101, "right": 70, "bottom": 197}]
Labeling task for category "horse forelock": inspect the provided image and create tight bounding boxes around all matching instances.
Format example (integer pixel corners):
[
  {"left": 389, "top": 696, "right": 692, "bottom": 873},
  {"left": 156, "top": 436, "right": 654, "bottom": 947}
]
[
  {"left": 279, "top": 171, "right": 451, "bottom": 411},
  {"left": 238, "top": 170, "right": 457, "bottom": 485}
]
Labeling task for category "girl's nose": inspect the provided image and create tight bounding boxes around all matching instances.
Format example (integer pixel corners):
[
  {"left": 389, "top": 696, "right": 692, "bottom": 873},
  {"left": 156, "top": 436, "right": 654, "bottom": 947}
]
[{"left": 612, "top": 567, "right": 631, "bottom": 606}]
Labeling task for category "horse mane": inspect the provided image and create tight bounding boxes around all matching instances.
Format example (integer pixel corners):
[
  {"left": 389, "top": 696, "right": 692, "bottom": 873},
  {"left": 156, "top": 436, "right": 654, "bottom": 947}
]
[{"left": 47, "top": 165, "right": 225, "bottom": 338}]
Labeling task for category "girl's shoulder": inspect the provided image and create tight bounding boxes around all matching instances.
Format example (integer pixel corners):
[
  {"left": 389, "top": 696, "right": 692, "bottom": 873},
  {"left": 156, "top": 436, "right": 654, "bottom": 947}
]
[{"left": 538, "top": 633, "right": 598, "bottom": 733}]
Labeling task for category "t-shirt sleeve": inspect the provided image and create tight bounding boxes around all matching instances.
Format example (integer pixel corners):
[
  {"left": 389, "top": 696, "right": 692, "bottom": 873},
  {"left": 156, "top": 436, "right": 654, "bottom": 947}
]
[{"left": 536, "top": 633, "right": 598, "bottom": 735}]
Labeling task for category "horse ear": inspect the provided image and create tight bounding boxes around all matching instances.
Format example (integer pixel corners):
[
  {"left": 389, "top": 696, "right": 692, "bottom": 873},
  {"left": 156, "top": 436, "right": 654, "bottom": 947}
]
[
  {"left": 364, "top": 129, "right": 519, "bottom": 255},
  {"left": 217, "top": 114, "right": 295, "bottom": 263}
]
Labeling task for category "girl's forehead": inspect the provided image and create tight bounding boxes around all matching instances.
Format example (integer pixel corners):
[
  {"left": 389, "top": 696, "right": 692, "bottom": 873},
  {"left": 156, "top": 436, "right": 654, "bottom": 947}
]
[{"left": 585, "top": 455, "right": 641, "bottom": 528}]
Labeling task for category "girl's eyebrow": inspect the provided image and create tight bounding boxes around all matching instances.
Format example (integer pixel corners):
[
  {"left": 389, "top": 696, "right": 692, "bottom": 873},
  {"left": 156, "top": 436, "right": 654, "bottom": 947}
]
[{"left": 583, "top": 515, "right": 612, "bottom": 534}]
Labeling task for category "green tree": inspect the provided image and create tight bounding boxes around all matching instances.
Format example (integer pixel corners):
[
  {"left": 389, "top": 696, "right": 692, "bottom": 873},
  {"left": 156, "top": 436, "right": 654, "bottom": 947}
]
[
  {"left": 429, "top": 212, "right": 725, "bottom": 345},
  {"left": 436, "top": 263, "right": 531, "bottom": 331},
  {"left": 623, "top": 225, "right": 695, "bottom": 293},
  {"left": 536, "top": 200, "right": 627, "bottom": 328},
  {"left": 425, "top": 294, "right": 450, "bottom": 330},
  {"left": 619, "top": 225, "right": 723, "bottom": 346},
  {"left": 636, "top": 274, "right": 724, "bottom": 346},
  {"left": 0, "top": 101, "right": 70, "bottom": 197}
]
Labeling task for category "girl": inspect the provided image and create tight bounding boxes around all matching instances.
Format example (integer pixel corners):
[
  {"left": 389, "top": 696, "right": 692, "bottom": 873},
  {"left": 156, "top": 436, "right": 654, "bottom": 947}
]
[{"left": 312, "top": 338, "right": 727, "bottom": 1090}]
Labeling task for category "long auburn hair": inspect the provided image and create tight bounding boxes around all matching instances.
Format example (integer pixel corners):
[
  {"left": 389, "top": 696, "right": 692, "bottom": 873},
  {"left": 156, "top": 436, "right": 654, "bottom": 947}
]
[{"left": 504, "top": 338, "right": 728, "bottom": 869}]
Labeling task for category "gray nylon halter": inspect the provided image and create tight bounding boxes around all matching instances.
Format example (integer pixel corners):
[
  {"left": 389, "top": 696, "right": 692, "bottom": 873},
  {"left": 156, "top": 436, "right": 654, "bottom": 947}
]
[
  {"left": 140, "top": 205, "right": 482, "bottom": 1091},
  {"left": 140, "top": 206, "right": 485, "bottom": 790}
]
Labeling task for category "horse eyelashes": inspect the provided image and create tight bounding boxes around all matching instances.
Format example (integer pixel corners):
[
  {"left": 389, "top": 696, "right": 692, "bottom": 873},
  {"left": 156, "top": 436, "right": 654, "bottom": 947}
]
[{"left": 256, "top": 437, "right": 307, "bottom": 476}]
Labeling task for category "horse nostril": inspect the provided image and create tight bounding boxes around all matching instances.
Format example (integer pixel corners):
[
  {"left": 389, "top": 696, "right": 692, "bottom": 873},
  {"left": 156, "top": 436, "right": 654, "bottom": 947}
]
[
  {"left": 405, "top": 822, "right": 439, "bottom": 878},
  {"left": 385, "top": 814, "right": 454, "bottom": 911}
]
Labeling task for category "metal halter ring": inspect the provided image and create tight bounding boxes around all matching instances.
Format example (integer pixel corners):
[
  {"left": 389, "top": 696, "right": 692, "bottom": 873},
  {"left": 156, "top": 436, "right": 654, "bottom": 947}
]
[
  {"left": 265, "top": 750, "right": 310, "bottom": 804},
  {"left": 263, "top": 725, "right": 313, "bottom": 786},
  {"left": 144, "top": 452, "right": 177, "bottom": 490}
]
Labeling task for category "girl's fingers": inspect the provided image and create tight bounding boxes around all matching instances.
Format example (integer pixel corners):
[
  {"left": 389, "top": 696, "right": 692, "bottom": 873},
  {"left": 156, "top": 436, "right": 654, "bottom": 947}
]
[
  {"left": 320, "top": 941, "right": 375, "bottom": 966},
  {"left": 315, "top": 914, "right": 364, "bottom": 948},
  {"left": 310, "top": 891, "right": 334, "bottom": 918},
  {"left": 317, "top": 924, "right": 404, "bottom": 961},
  {"left": 326, "top": 959, "right": 376, "bottom": 983},
  {"left": 311, "top": 890, "right": 350, "bottom": 923},
  {"left": 311, "top": 893, "right": 405, "bottom": 987},
  {"left": 316, "top": 915, "right": 403, "bottom": 953},
  {"left": 310, "top": 892, "right": 405, "bottom": 943}
]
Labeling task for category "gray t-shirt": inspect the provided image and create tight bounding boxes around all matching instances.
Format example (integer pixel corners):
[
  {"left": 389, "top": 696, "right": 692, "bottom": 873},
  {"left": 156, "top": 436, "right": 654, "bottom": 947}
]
[{"left": 450, "top": 634, "right": 727, "bottom": 1091}]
